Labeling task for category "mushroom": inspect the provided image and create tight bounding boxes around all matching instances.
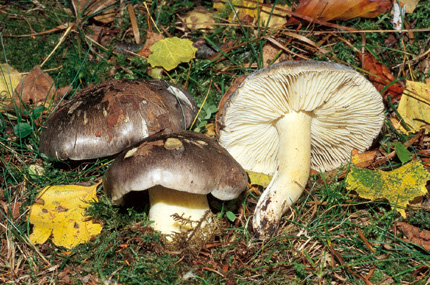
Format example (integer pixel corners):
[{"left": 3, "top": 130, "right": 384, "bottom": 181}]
[
  {"left": 39, "top": 79, "right": 197, "bottom": 160},
  {"left": 216, "top": 61, "right": 384, "bottom": 237},
  {"left": 102, "top": 130, "right": 248, "bottom": 236}
]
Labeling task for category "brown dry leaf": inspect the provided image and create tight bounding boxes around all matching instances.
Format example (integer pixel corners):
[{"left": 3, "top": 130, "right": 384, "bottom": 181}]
[
  {"left": 288, "top": 0, "right": 392, "bottom": 24},
  {"left": 72, "top": 0, "right": 117, "bottom": 24},
  {"left": 262, "top": 43, "right": 289, "bottom": 67},
  {"left": 351, "top": 149, "right": 378, "bottom": 168},
  {"left": 361, "top": 53, "right": 404, "bottom": 102},
  {"left": 183, "top": 6, "right": 216, "bottom": 31},
  {"left": 137, "top": 32, "right": 164, "bottom": 57},
  {"left": 0, "top": 200, "right": 22, "bottom": 235},
  {"left": 13, "top": 65, "right": 66, "bottom": 110},
  {"left": 0, "top": 200, "right": 21, "bottom": 220},
  {"left": 396, "top": 221, "right": 430, "bottom": 251},
  {"left": 402, "top": 0, "right": 421, "bottom": 13}
]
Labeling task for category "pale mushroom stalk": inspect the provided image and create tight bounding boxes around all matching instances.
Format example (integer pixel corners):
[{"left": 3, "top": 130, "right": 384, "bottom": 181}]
[
  {"left": 148, "top": 186, "right": 210, "bottom": 236},
  {"left": 252, "top": 111, "right": 312, "bottom": 237}
]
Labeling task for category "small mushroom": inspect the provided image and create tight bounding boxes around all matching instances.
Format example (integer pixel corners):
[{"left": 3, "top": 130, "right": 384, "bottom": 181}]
[
  {"left": 39, "top": 79, "right": 197, "bottom": 160},
  {"left": 102, "top": 130, "right": 248, "bottom": 236},
  {"left": 216, "top": 61, "right": 384, "bottom": 237}
]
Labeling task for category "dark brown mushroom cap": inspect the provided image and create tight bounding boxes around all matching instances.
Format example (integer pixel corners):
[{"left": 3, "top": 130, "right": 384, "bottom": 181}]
[
  {"left": 39, "top": 79, "right": 197, "bottom": 160},
  {"left": 103, "top": 130, "right": 248, "bottom": 205}
]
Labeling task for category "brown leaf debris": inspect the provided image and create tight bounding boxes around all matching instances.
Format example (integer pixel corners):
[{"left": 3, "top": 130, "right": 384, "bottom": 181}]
[{"left": 396, "top": 221, "right": 430, "bottom": 251}]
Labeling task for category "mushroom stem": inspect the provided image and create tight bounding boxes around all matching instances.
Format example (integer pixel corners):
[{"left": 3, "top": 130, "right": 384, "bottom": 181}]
[
  {"left": 253, "top": 111, "right": 312, "bottom": 238},
  {"left": 148, "top": 186, "right": 210, "bottom": 236}
]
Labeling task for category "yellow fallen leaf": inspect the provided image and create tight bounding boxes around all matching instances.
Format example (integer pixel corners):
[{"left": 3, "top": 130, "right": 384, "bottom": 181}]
[
  {"left": 147, "top": 37, "right": 197, "bottom": 71},
  {"left": 247, "top": 170, "right": 272, "bottom": 188},
  {"left": 183, "top": 6, "right": 216, "bottom": 30},
  {"left": 29, "top": 183, "right": 103, "bottom": 249},
  {"left": 346, "top": 160, "right": 430, "bottom": 218},
  {"left": 214, "top": 0, "right": 290, "bottom": 29},
  {"left": 214, "top": 0, "right": 258, "bottom": 21},
  {"left": 259, "top": 4, "right": 291, "bottom": 28},
  {"left": 0, "top": 63, "right": 22, "bottom": 107},
  {"left": 396, "top": 79, "right": 430, "bottom": 134}
]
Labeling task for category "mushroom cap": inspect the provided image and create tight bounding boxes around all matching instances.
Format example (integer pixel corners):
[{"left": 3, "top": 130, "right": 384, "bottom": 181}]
[
  {"left": 39, "top": 79, "right": 197, "bottom": 160},
  {"left": 102, "top": 130, "right": 248, "bottom": 205},
  {"left": 217, "top": 60, "right": 385, "bottom": 174}
]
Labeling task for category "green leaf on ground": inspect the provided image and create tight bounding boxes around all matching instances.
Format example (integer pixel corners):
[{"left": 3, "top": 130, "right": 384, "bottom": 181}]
[
  {"left": 14, "top": 123, "right": 32, "bottom": 138},
  {"left": 148, "top": 37, "right": 197, "bottom": 71},
  {"left": 394, "top": 142, "right": 413, "bottom": 164},
  {"left": 346, "top": 160, "right": 430, "bottom": 218}
]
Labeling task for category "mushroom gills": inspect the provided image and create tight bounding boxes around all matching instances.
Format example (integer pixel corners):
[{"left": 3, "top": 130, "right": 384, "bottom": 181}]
[
  {"left": 148, "top": 186, "right": 211, "bottom": 236},
  {"left": 253, "top": 110, "right": 311, "bottom": 237}
]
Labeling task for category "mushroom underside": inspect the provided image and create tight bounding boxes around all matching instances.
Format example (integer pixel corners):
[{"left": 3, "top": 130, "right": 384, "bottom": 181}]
[{"left": 217, "top": 61, "right": 385, "bottom": 238}]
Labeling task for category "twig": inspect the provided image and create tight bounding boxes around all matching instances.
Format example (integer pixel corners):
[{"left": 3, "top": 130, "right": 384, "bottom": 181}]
[
  {"left": 40, "top": 23, "right": 74, "bottom": 68},
  {"left": 127, "top": 4, "right": 140, "bottom": 44},
  {"left": 312, "top": 28, "right": 430, "bottom": 35},
  {"left": 264, "top": 36, "right": 310, "bottom": 60}
]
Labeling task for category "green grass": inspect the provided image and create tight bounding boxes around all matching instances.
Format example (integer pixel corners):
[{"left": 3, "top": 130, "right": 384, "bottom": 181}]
[{"left": 1, "top": 0, "right": 430, "bottom": 284}]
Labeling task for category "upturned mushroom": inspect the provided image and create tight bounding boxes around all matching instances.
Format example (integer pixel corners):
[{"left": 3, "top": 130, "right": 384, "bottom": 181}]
[
  {"left": 39, "top": 79, "right": 197, "bottom": 160},
  {"left": 216, "top": 61, "right": 384, "bottom": 237},
  {"left": 102, "top": 130, "right": 248, "bottom": 236}
]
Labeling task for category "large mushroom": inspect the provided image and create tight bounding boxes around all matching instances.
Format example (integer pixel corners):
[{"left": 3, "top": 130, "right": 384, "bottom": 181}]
[
  {"left": 102, "top": 130, "right": 248, "bottom": 236},
  {"left": 39, "top": 79, "right": 197, "bottom": 160},
  {"left": 216, "top": 61, "right": 385, "bottom": 237}
]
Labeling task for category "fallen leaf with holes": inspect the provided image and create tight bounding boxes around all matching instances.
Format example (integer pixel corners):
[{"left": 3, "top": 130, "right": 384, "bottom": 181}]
[
  {"left": 29, "top": 183, "right": 102, "bottom": 249},
  {"left": 396, "top": 222, "right": 430, "bottom": 250},
  {"left": 395, "top": 79, "right": 430, "bottom": 134},
  {"left": 183, "top": 6, "right": 216, "bottom": 31},
  {"left": 346, "top": 160, "right": 430, "bottom": 218},
  {"left": 0, "top": 63, "right": 22, "bottom": 110},
  {"left": 361, "top": 53, "right": 404, "bottom": 102},
  {"left": 13, "top": 65, "right": 67, "bottom": 110},
  {"left": 147, "top": 37, "right": 197, "bottom": 71},
  {"left": 288, "top": 0, "right": 392, "bottom": 24}
]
